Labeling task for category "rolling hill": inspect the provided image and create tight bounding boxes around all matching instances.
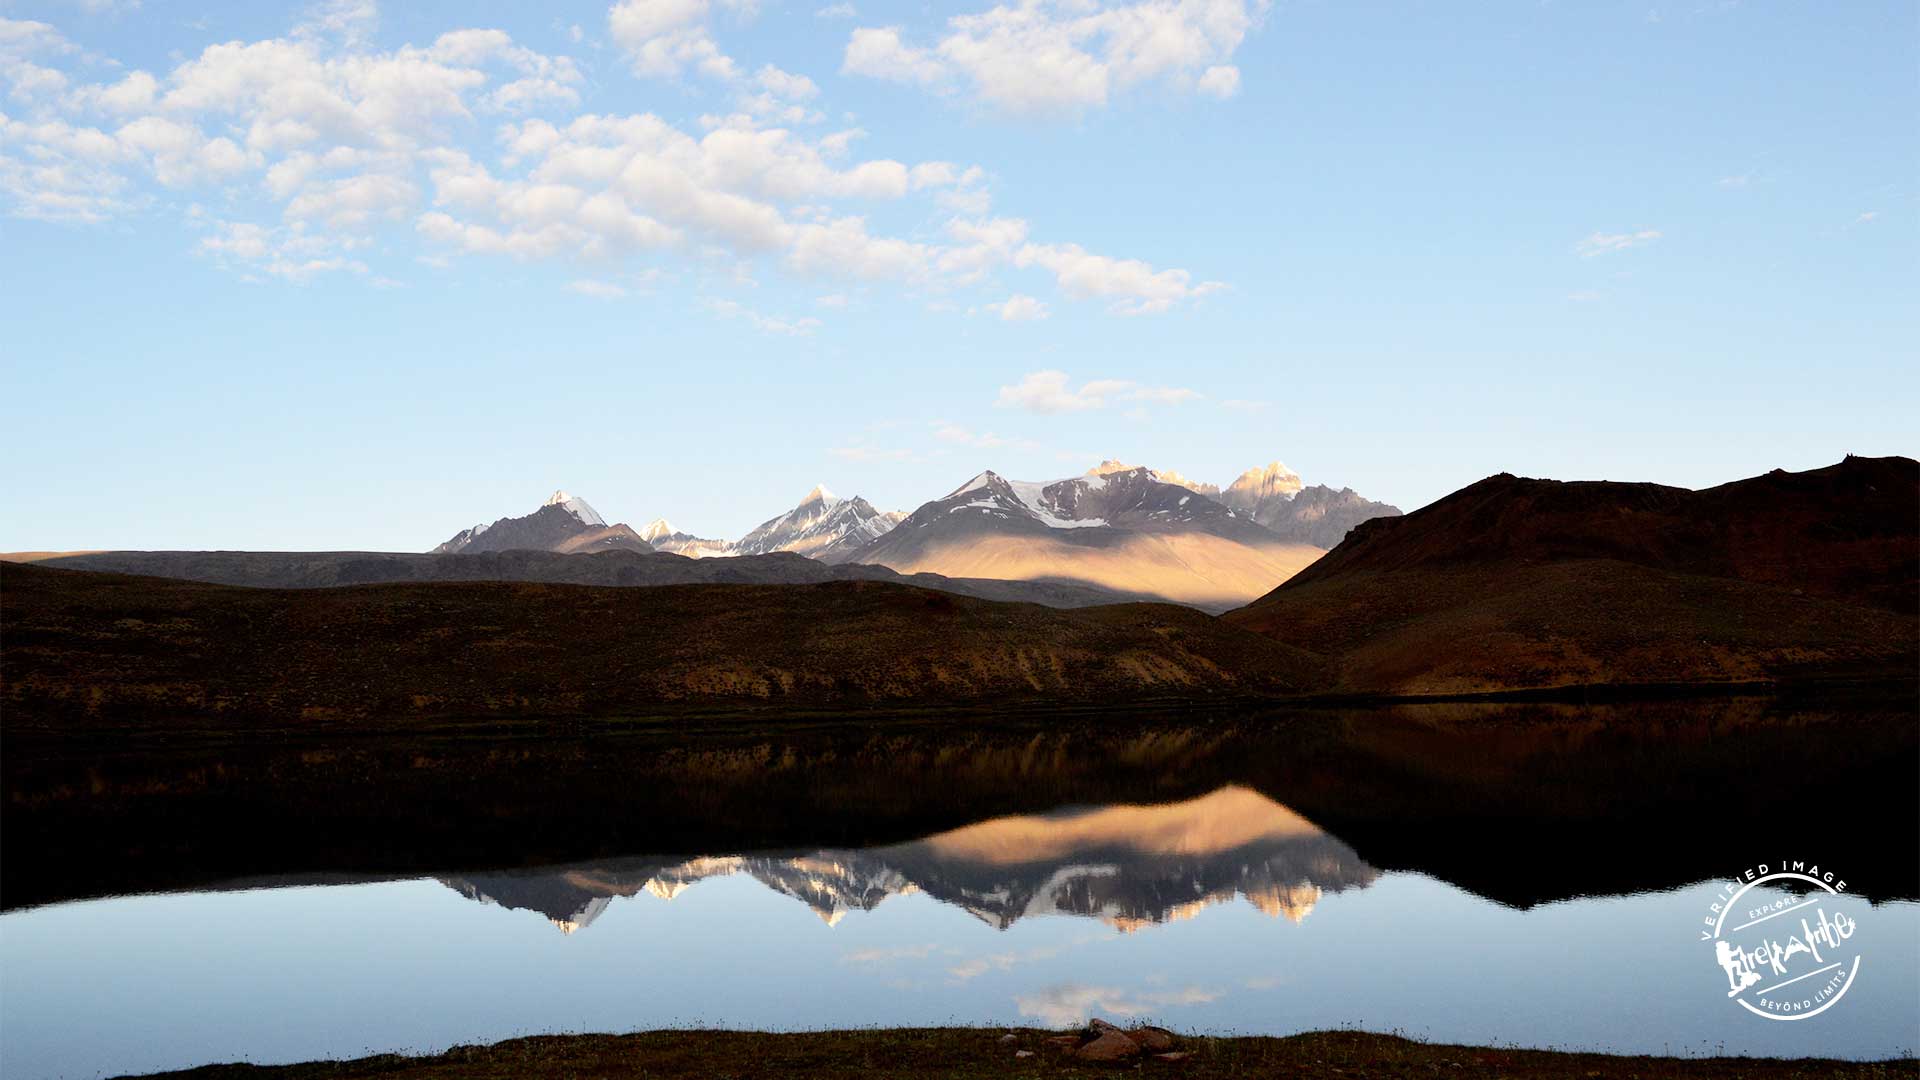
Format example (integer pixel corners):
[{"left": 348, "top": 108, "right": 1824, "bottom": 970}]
[
  {"left": 16, "top": 548, "right": 1137, "bottom": 608},
  {"left": 1224, "top": 456, "right": 1920, "bottom": 695},
  {"left": 0, "top": 562, "right": 1328, "bottom": 729}
]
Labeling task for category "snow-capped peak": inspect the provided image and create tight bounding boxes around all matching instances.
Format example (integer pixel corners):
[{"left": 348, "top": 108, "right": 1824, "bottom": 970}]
[
  {"left": 729, "top": 485, "right": 902, "bottom": 559},
  {"left": 1225, "top": 462, "right": 1303, "bottom": 502},
  {"left": 542, "top": 490, "right": 606, "bottom": 526},
  {"left": 640, "top": 518, "right": 676, "bottom": 542},
  {"left": 1085, "top": 461, "right": 1219, "bottom": 495},
  {"left": 945, "top": 470, "right": 1002, "bottom": 499}
]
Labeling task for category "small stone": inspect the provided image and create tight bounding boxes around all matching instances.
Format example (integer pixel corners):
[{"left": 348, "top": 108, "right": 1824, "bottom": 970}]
[
  {"left": 1128, "top": 1027, "right": 1176, "bottom": 1052},
  {"left": 1014, "top": 1050, "right": 1035, "bottom": 1058},
  {"left": 1075, "top": 1030, "right": 1144, "bottom": 1062},
  {"left": 1088, "top": 1018, "right": 1125, "bottom": 1035},
  {"left": 999, "top": 1034, "right": 1019, "bottom": 1044},
  {"left": 1154, "top": 1051, "right": 1192, "bottom": 1063}
]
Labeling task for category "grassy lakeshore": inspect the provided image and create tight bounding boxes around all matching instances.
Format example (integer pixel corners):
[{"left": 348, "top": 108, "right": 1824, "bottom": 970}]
[{"left": 138, "top": 1029, "right": 1918, "bottom": 1079}]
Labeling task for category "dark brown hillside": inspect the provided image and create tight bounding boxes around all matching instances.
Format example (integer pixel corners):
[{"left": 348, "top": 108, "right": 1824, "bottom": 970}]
[
  {"left": 1226, "top": 457, "right": 1918, "bottom": 695},
  {"left": 0, "top": 563, "right": 1326, "bottom": 731},
  {"left": 1284, "top": 455, "right": 1916, "bottom": 610}
]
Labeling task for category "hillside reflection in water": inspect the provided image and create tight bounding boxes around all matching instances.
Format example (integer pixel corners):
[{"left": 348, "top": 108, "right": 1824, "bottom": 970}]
[
  {"left": 4, "top": 782, "right": 1918, "bottom": 1080},
  {"left": 4, "top": 700, "right": 1917, "bottom": 1079}
]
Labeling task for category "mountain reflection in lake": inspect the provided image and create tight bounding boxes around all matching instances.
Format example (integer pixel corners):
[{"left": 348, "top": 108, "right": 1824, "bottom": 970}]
[
  {"left": 440, "top": 786, "right": 1369, "bottom": 934},
  {"left": 3, "top": 699, "right": 1917, "bottom": 1078}
]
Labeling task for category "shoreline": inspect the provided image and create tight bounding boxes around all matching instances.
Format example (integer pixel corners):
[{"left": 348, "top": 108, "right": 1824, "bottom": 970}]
[
  {"left": 124, "top": 1028, "right": 1920, "bottom": 1078},
  {"left": 7, "top": 675, "right": 1915, "bottom": 746}
]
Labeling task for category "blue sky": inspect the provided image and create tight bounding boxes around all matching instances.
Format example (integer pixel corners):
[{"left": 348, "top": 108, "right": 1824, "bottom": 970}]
[{"left": 0, "top": 0, "right": 1912, "bottom": 551}]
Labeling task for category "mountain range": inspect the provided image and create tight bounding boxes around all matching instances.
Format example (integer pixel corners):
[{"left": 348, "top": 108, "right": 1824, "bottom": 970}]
[
  {"left": 8, "top": 456, "right": 1906, "bottom": 711},
  {"left": 844, "top": 466, "right": 1325, "bottom": 609},
  {"left": 731, "top": 485, "right": 906, "bottom": 563},
  {"left": 423, "top": 460, "right": 1401, "bottom": 610}
]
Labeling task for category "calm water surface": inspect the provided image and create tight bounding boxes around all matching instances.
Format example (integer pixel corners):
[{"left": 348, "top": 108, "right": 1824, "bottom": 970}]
[{"left": 3, "top": 702, "right": 1916, "bottom": 1077}]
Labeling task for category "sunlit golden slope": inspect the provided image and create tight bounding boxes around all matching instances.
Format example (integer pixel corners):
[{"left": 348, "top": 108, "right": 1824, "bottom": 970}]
[
  {"left": 868, "top": 533, "right": 1325, "bottom": 612},
  {"left": 917, "top": 785, "right": 1323, "bottom": 864}
]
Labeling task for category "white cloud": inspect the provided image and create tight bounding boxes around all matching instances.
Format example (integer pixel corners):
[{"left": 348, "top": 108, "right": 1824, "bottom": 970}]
[
  {"left": 567, "top": 278, "right": 627, "bottom": 298},
  {"left": 1125, "top": 384, "right": 1201, "bottom": 404},
  {"left": 198, "top": 218, "right": 369, "bottom": 281},
  {"left": 1015, "top": 983, "right": 1222, "bottom": 1028},
  {"left": 0, "top": 18, "right": 74, "bottom": 56},
  {"left": 997, "top": 370, "right": 1095, "bottom": 412},
  {"left": 1196, "top": 63, "right": 1239, "bottom": 98},
  {"left": 816, "top": 3, "right": 858, "bottom": 18},
  {"left": 842, "top": 0, "right": 1271, "bottom": 115},
  {"left": 788, "top": 214, "right": 936, "bottom": 278},
  {"left": 705, "top": 295, "right": 821, "bottom": 335},
  {"left": 1015, "top": 240, "right": 1224, "bottom": 314},
  {"left": 1, "top": 16, "right": 81, "bottom": 106},
  {"left": 755, "top": 63, "right": 818, "bottom": 101},
  {"left": 0, "top": 6, "right": 1222, "bottom": 316},
  {"left": 842, "top": 27, "right": 946, "bottom": 86},
  {"left": 285, "top": 172, "right": 415, "bottom": 227},
  {"left": 818, "top": 127, "right": 865, "bottom": 156},
  {"left": 294, "top": 0, "right": 379, "bottom": 49},
  {"left": 49, "top": 0, "right": 145, "bottom": 12},
  {"left": 986, "top": 293, "right": 1048, "bottom": 321},
  {"left": 1575, "top": 228, "right": 1662, "bottom": 257},
  {"left": 996, "top": 369, "right": 1199, "bottom": 413},
  {"left": 608, "top": 0, "right": 754, "bottom": 81},
  {"left": 828, "top": 444, "right": 920, "bottom": 462},
  {"left": 932, "top": 420, "right": 1039, "bottom": 450}
]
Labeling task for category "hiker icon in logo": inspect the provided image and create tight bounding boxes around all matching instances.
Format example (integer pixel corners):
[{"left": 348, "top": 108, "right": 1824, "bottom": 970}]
[{"left": 1702, "top": 862, "right": 1864, "bottom": 1021}]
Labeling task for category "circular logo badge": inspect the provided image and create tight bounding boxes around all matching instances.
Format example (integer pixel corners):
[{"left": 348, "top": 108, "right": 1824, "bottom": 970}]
[{"left": 1703, "top": 862, "right": 1863, "bottom": 1021}]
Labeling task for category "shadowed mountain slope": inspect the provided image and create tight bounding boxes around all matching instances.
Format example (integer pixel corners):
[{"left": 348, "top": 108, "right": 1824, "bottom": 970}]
[
  {"left": 1, "top": 563, "right": 1327, "bottom": 729},
  {"left": 433, "top": 492, "right": 655, "bottom": 555},
  {"left": 1218, "top": 462, "right": 1403, "bottom": 548},
  {"left": 1225, "top": 456, "right": 1919, "bottom": 695},
  {"left": 731, "top": 485, "right": 907, "bottom": 563},
  {"left": 19, "top": 548, "right": 1138, "bottom": 608},
  {"left": 849, "top": 467, "right": 1325, "bottom": 611}
]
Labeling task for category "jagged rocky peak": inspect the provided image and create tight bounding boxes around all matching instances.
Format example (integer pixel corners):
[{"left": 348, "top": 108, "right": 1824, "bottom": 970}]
[
  {"left": 639, "top": 518, "right": 677, "bottom": 543},
  {"left": 1216, "top": 461, "right": 1401, "bottom": 549},
  {"left": 1087, "top": 460, "right": 1220, "bottom": 496},
  {"left": 431, "top": 489, "right": 650, "bottom": 555},
  {"left": 1222, "top": 462, "right": 1305, "bottom": 506},
  {"left": 543, "top": 490, "right": 606, "bottom": 526},
  {"left": 731, "top": 484, "right": 906, "bottom": 564}
]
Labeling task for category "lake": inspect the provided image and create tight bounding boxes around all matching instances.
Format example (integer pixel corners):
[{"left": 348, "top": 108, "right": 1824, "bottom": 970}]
[{"left": 3, "top": 698, "right": 1916, "bottom": 1077}]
